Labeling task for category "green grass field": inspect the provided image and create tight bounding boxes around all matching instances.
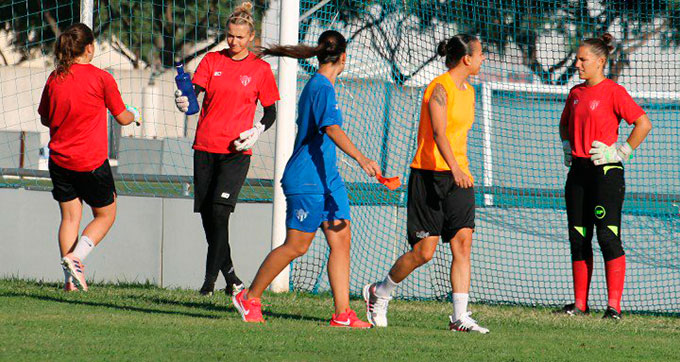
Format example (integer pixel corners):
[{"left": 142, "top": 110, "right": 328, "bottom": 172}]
[{"left": 1, "top": 280, "right": 679, "bottom": 361}]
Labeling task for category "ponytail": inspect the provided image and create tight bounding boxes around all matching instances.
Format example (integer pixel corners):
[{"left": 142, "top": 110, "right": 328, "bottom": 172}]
[
  {"left": 54, "top": 23, "right": 94, "bottom": 78},
  {"left": 258, "top": 30, "right": 347, "bottom": 65}
]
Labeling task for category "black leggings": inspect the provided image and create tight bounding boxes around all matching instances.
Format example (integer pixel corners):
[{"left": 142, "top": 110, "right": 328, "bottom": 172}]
[
  {"left": 200, "top": 203, "right": 241, "bottom": 285},
  {"left": 565, "top": 157, "right": 625, "bottom": 262},
  {"left": 194, "top": 151, "right": 249, "bottom": 287}
]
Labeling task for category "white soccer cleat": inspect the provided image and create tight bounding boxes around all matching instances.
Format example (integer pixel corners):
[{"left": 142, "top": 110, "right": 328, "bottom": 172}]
[
  {"left": 363, "top": 283, "right": 391, "bottom": 327},
  {"left": 228, "top": 283, "right": 245, "bottom": 297},
  {"left": 449, "top": 312, "right": 489, "bottom": 334}
]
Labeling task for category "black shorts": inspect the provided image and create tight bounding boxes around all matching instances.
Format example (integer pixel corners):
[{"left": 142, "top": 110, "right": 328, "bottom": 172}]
[
  {"left": 193, "top": 150, "right": 250, "bottom": 213},
  {"left": 49, "top": 158, "right": 116, "bottom": 208},
  {"left": 407, "top": 168, "right": 475, "bottom": 246}
]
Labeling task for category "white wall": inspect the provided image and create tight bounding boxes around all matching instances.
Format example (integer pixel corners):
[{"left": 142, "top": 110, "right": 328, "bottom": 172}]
[{"left": 0, "top": 188, "right": 273, "bottom": 290}]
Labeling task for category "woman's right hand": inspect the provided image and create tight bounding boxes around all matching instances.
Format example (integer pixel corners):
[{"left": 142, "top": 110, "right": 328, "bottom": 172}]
[
  {"left": 452, "top": 168, "right": 473, "bottom": 188},
  {"left": 175, "top": 89, "right": 189, "bottom": 113},
  {"left": 357, "top": 156, "right": 381, "bottom": 178}
]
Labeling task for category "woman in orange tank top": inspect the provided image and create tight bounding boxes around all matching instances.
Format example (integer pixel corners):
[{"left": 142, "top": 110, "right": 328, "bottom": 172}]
[{"left": 363, "top": 34, "right": 489, "bottom": 333}]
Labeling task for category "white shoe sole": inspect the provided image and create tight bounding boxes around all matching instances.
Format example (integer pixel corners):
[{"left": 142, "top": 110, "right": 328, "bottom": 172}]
[
  {"left": 362, "top": 284, "right": 375, "bottom": 326},
  {"left": 363, "top": 283, "right": 388, "bottom": 327},
  {"left": 61, "top": 258, "right": 87, "bottom": 291},
  {"left": 231, "top": 294, "right": 248, "bottom": 322}
]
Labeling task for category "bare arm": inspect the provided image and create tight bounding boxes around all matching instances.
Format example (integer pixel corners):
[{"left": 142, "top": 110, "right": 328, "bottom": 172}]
[
  {"left": 429, "top": 84, "right": 472, "bottom": 188},
  {"left": 625, "top": 114, "right": 652, "bottom": 150},
  {"left": 113, "top": 110, "right": 136, "bottom": 126},
  {"left": 324, "top": 124, "right": 381, "bottom": 177}
]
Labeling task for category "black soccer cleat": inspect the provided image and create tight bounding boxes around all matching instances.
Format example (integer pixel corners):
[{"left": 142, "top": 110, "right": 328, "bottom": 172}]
[
  {"left": 199, "top": 279, "right": 215, "bottom": 297},
  {"left": 602, "top": 306, "right": 622, "bottom": 320},
  {"left": 554, "top": 303, "right": 590, "bottom": 316}
]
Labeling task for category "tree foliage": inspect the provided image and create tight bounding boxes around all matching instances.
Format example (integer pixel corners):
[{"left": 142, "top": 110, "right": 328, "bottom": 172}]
[
  {"left": 0, "top": 0, "right": 269, "bottom": 73},
  {"left": 299, "top": 0, "right": 680, "bottom": 85}
]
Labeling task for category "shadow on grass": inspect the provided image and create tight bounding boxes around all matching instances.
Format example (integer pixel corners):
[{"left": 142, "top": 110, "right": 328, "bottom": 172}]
[
  {"left": 122, "top": 293, "right": 234, "bottom": 313},
  {"left": 262, "top": 310, "right": 328, "bottom": 324},
  {"left": 1, "top": 288, "right": 333, "bottom": 324},
  {"left": 114, "top": 293, "right": 330, "bottom": 324},
  {"left": 0, "top": 290, "right": 223, "bottom": 320}
]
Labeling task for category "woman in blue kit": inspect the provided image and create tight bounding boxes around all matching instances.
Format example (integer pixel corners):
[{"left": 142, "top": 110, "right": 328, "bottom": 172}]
[{"left": 233, "top": 30, "right": 380, "bottom": 328}]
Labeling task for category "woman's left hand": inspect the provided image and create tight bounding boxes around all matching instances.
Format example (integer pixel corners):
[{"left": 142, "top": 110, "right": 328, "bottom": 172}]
[{"left": 234, "top": 123, "right": 265, "bottom": 151}]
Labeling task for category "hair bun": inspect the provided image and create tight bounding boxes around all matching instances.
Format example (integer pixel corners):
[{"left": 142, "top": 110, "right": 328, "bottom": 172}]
[
  {"left": 437, "top": 40, "right": 447, "bottom": 57},
  {"left": 235, "top": 1, "right": 253, "bottom": 14},
  {"left": 600, "top": 33, "right": 615, "bottom": 53}
]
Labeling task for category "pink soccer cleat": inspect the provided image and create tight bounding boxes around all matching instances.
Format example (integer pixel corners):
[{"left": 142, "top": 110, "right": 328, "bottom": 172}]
[
  {"left": 330, "top": 308, "right": 372, "bottom": 329},
  {"left": 63, "top": 281, "right": 78, "bottom": 292},
  {"left": 61, "top": 254, "right": 88, "bottom": 291},
  {"left": 232, "top": 289, "right": 264, "bottom": 323}
]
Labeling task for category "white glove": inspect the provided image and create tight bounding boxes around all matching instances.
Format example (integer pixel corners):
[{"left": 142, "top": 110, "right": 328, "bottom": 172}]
[
  {"left": 175, "top": 89, "right": 189, "bottom": 113},
  {"left": 589, "top": 140, "right": 633, "bottom": 166},
  {"left": 126, "top": 104, "right": 142, "bottom": 125},
  {"left": 562, "top": 140, "right": 572, "bottom": 167},
  {"left": 234, "top": 122, "right": 265, "bottom": 151}
]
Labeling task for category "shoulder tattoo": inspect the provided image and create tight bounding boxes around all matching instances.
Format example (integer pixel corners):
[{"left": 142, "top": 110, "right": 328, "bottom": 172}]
[{"left": 431, "top": 84, "right": 447, "bottom": 107}]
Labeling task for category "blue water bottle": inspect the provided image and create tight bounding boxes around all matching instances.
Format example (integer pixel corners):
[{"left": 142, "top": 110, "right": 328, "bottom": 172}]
[{"left": 175, "top": 62, "right": 199, "bottom": 115}]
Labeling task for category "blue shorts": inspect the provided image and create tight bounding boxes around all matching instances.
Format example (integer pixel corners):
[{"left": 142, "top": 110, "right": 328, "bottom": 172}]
[{"left": 285, "top": 187, "right": 351, "bottom": 233}]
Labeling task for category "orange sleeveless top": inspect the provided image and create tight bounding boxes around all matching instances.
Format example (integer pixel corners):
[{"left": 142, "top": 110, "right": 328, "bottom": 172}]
[{"left": 410, "top": 72, "right": 475, "bottom": 180}]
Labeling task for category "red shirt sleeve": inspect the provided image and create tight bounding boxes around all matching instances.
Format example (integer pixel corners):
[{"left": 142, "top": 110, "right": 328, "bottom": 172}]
[
  {"left": 192, "top": 53, "right": 213, "bottom": 89},
  {"left": 560, "top": 91, "right": 572, "bottom": 130},
  {"left": 102, "top": 73, "right": 126, "bottom": 116},
  {"left": 257, "top": 65, "right": 280, "bottom": 107},
  {"left": 38, "top": 82, "right": 50, "bottom": 118},
  {"left": 613, "top": 85, "right": 645, "bottom": 125}
]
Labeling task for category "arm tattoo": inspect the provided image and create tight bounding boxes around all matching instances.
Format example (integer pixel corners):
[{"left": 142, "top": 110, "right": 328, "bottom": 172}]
[{"left": 431, "top": 84, "right": 447, "bottom": 107}]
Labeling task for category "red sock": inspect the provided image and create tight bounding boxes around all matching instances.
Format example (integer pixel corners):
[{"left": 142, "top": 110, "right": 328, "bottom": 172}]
[
  {"left": 572, "top": 256, "right": 593, "bottom": 311},
  {"left": 605, "top": 255, "right": 626, "bottom": 313}
]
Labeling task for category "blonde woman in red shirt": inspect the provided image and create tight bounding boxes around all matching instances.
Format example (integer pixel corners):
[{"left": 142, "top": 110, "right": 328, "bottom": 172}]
[{"left": 174, "top": 2, "right": 280, "bottom": 297}]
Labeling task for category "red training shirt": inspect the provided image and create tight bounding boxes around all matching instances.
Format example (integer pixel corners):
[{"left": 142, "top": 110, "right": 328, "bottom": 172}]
[
  {"left": 560, "top": 78, "right": 645, "bottom": 158},
  {"left": 192, "top": 50, "right": 280, "bottom": 155},
  {"left": 38, "top": 64, "right": 126, "bottom": 172}
]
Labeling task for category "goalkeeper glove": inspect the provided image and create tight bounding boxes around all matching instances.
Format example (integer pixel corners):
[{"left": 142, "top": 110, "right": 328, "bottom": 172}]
[
  {"left": 174, "top": 89, "right": 189, "bottom": 113},
  {"left": 126, "top": 104, "right": 142, "bottom": 125},
  {"left": 234, "top": 122, "right": 265, "bottom": 151},
  {"left": 562, "top": 140, "right": 572, "bottom": 167},
  {"left": 589, "top": 140, "right": 632, "bottom": 166}
]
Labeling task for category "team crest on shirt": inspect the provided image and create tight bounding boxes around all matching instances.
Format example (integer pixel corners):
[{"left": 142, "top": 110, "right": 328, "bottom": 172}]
[
  {"left": 589, "top": 100, "right": 600, "bottom": 110},
  {"left": 214, "top": 71, "right": 222, "bottom": 76},
  {"left": 295, "top": 208, "right": 308, "bottom": 222},
  {"left": 240, "top": 75, "right": 251, "bottom": 86},
  {"left": 573, "top": 99, "right": 579, "bottom": 105}
]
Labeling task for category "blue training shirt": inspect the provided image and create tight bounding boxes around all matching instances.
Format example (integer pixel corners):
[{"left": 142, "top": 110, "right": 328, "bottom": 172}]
[{"left": 281, "top": 73, "right": 344, "bottom": 195}]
